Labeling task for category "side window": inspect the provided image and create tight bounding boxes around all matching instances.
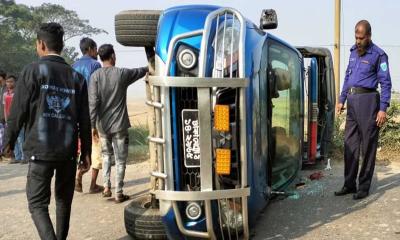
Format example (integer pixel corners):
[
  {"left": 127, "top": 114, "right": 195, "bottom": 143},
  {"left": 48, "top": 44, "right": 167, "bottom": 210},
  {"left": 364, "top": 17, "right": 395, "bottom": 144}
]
[{"left": 268, "top": 42, "right": 302, "bottom": 190}]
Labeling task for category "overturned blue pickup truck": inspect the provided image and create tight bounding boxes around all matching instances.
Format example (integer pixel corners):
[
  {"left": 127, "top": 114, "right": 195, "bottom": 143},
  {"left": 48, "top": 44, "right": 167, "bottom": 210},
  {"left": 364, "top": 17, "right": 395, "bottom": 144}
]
[{"left": 115, "top": 5, "right": 335, "bottom": 240}]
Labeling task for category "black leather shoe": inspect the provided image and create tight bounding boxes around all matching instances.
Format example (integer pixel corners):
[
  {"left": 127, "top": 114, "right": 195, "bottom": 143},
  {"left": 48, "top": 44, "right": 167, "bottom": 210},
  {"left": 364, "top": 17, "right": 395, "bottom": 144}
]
[
  {"left": 353, "top": 191, "right": 369, "bottom": 200},
  {"left": 334, "top": 186, "right": 357, "bottom": 196}
]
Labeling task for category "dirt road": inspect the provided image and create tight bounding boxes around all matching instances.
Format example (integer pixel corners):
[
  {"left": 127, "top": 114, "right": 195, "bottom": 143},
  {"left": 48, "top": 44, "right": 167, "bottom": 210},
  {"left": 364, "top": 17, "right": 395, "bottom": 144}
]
[
  {"left": 1, "top": 159, "right": 400, "bottom": 240},
  {"left": 0, "top": 160, "right": 150, "bottom": 240},
  {"left": 253, "top": 160, "right": 400, "bottom": 240}
]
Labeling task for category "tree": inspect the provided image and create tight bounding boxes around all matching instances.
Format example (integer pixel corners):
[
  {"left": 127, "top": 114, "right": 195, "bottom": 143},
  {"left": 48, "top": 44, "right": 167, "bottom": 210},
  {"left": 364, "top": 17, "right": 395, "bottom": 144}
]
[
  {"left": 33, "top": 3, "right": 107, "bottom": 41},
  {"left": 0, "top": 0, "right": 107, "bottom": 74},
  {"left": 0, "top": 0, "right": 37, "bottom": 74},
  {"left": 62, "top": 46, "right": 79, "bottom": 65}
]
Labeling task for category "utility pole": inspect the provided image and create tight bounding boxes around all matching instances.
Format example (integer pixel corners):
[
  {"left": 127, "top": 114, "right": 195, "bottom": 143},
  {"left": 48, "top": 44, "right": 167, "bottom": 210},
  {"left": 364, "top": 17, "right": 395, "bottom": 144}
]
[{"left": 334, "top": 0, "right": 341, "bottom": 105}]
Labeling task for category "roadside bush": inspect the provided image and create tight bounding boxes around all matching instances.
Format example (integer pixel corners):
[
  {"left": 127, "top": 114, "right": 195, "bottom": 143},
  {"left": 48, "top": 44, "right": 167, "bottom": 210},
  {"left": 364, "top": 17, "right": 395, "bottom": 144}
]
[
  {"left": 129, "top": 124, "right": 149, "bottom": 146},
  {"left": 379, "top": 101, "right": 400, "bottom": 151},
  {"left": 332, "top": 101, "right": 400, "bottom": 152},
  {"left": 128, "top": 124, "right": 150, "bottom": 162},
  {"left": 332, "top": 114, "right": 345, "bottom": 151}
]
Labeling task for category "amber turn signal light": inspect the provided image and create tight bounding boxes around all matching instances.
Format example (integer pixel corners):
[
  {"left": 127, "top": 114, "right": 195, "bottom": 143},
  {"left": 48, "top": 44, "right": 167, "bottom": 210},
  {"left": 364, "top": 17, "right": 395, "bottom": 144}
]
[
  {"left": 214, "top": 104, "right": 229, "bottom": 132},
  {"left": 216, "top": 148, "right": 231, "bottom": 175}
]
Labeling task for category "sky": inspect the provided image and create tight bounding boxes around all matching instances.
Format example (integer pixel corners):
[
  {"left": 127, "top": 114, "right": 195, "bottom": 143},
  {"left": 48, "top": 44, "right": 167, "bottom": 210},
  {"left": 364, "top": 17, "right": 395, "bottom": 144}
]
[{"left": 15, "top": 0, "right": 400, "bottom": 97}]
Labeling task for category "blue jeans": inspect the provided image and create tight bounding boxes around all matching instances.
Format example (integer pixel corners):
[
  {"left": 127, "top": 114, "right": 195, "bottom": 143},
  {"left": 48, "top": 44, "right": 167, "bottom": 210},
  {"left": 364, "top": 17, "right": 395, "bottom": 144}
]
[
  {"left": 14, "top": 128, "right": 24, "bottom": 161},
  {"left": 100, "top": 129, "right": 129, "bottom": 194}
]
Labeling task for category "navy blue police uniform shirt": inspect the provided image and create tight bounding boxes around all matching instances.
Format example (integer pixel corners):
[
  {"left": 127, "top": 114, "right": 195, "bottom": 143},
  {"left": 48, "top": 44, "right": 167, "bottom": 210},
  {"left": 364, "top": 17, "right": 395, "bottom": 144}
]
[{"left": 339, "top": 42, "right": 392, "bottom": 111}]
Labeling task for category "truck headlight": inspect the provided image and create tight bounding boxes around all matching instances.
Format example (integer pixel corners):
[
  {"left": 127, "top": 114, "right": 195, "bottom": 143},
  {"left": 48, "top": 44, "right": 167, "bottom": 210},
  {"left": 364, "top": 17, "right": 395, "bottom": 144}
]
[
  {"left": 178, "top": 48, "right": 197, "bottom": 70},
  {"left": 220, "top": 199, "right": 243, "bottom": 231},
  {"left": 185, "top": 202, "right": 202, "bottom": 220},
  {"left": 214, "top": 20, "right": 240, "bottom": 72}
]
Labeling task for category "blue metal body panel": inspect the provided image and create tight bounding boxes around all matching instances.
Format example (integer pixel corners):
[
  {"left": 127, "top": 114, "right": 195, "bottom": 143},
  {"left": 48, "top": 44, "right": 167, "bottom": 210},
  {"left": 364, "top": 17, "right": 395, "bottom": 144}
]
[
  {"left": 244, "top": 30, "right": 268, "bottom": 224},
  {"left": 162, "top": 208, "right": 184, "bottom": 239},
  {"left": 307, "top": 57, "right": 318, "bottom": 162},
  {"left": 156, "top": 5, "right": 220, "bottom": 63},
  {"left": 310, "top": 58, "right": 318, "bottom": 102}
]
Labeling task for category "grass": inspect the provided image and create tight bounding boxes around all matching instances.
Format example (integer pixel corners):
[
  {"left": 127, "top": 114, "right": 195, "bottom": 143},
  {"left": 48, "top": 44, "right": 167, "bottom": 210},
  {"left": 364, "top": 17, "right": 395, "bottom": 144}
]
[
  {"left": 127, "top": 124, "right": 150, "bottom": 164},
  {"left": 128, "top": 145, "right": 149, "bottom": 163}
]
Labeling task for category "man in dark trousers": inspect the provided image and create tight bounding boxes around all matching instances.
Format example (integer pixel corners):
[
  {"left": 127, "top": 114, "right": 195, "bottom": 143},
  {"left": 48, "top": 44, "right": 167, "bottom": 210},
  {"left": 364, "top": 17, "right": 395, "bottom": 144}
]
[
  {"left": 335, "top": 20, "right": 391, "bottom": 200},
  {"left": 3, "top": 23, "right": 91, "bottom": 239}
]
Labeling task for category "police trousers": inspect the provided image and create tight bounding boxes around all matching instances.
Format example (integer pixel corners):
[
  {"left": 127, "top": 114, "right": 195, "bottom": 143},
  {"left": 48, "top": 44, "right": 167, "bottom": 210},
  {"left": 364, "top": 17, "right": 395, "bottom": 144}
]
[
  {"left": 26, "top": 159, "right": 76, "bottom": 240},
  {"left": 344, "top": 91, "right": 379, "bottom": 192}
]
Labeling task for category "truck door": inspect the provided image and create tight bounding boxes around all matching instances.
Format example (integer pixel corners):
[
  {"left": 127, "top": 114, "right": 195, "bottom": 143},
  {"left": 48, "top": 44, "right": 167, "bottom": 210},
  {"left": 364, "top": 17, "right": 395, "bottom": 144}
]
[{"left": 297, "top": 47, "right": 336, "bottom": 165}]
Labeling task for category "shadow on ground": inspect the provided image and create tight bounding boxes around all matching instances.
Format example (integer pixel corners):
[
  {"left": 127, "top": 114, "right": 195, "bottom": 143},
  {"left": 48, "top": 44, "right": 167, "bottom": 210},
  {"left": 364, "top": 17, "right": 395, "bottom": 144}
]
[{"left": 124, "top": 177, "right": 149, "bottom": 188}]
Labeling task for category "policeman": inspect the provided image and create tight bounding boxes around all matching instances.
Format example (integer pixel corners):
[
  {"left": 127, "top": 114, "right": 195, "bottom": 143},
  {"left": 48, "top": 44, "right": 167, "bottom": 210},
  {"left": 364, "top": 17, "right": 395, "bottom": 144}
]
[{"left": 335, "top": 20, "right": 392, "bottom": 200}]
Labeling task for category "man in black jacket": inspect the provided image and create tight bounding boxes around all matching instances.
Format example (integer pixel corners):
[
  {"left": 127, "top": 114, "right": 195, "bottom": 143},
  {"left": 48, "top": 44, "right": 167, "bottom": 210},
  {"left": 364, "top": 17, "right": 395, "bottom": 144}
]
[{"left": 3, "top": 23, "right": 91, "bottom": 240}]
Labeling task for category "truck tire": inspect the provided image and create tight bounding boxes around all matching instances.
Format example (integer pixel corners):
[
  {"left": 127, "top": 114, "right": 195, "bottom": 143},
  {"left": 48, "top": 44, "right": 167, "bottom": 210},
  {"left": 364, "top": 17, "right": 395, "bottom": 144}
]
[
  {"left": 115, "top": 10, "right": 161, "bottom": 47},
  {"left": 124, "top": 195, "right": 167, "bottom": 240}
]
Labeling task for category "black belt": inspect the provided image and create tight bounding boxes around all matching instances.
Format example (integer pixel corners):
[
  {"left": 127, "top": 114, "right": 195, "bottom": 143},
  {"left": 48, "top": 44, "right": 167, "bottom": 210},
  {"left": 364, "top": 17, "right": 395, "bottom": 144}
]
[{"left": 348, "top": 87, "right": 377, "bottom": 94}]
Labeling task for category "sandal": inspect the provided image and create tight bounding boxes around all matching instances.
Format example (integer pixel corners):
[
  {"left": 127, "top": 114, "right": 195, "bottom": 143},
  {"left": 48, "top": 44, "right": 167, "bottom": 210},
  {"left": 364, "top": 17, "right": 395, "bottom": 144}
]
[
  {"left": 89, "top": 185, "right": 104, "bottom": 194},
  {"left": 102, "top": 190, "right": 112, "bottom": 198},
  {"left": 115, "top": 193, "right": 130, "bottom": 203}
]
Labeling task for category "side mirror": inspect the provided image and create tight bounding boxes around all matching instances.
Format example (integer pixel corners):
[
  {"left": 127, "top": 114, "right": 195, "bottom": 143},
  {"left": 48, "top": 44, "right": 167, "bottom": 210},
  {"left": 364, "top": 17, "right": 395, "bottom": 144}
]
[{"left": 260, "top": 9, "right": 278, "bottom": 30}]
